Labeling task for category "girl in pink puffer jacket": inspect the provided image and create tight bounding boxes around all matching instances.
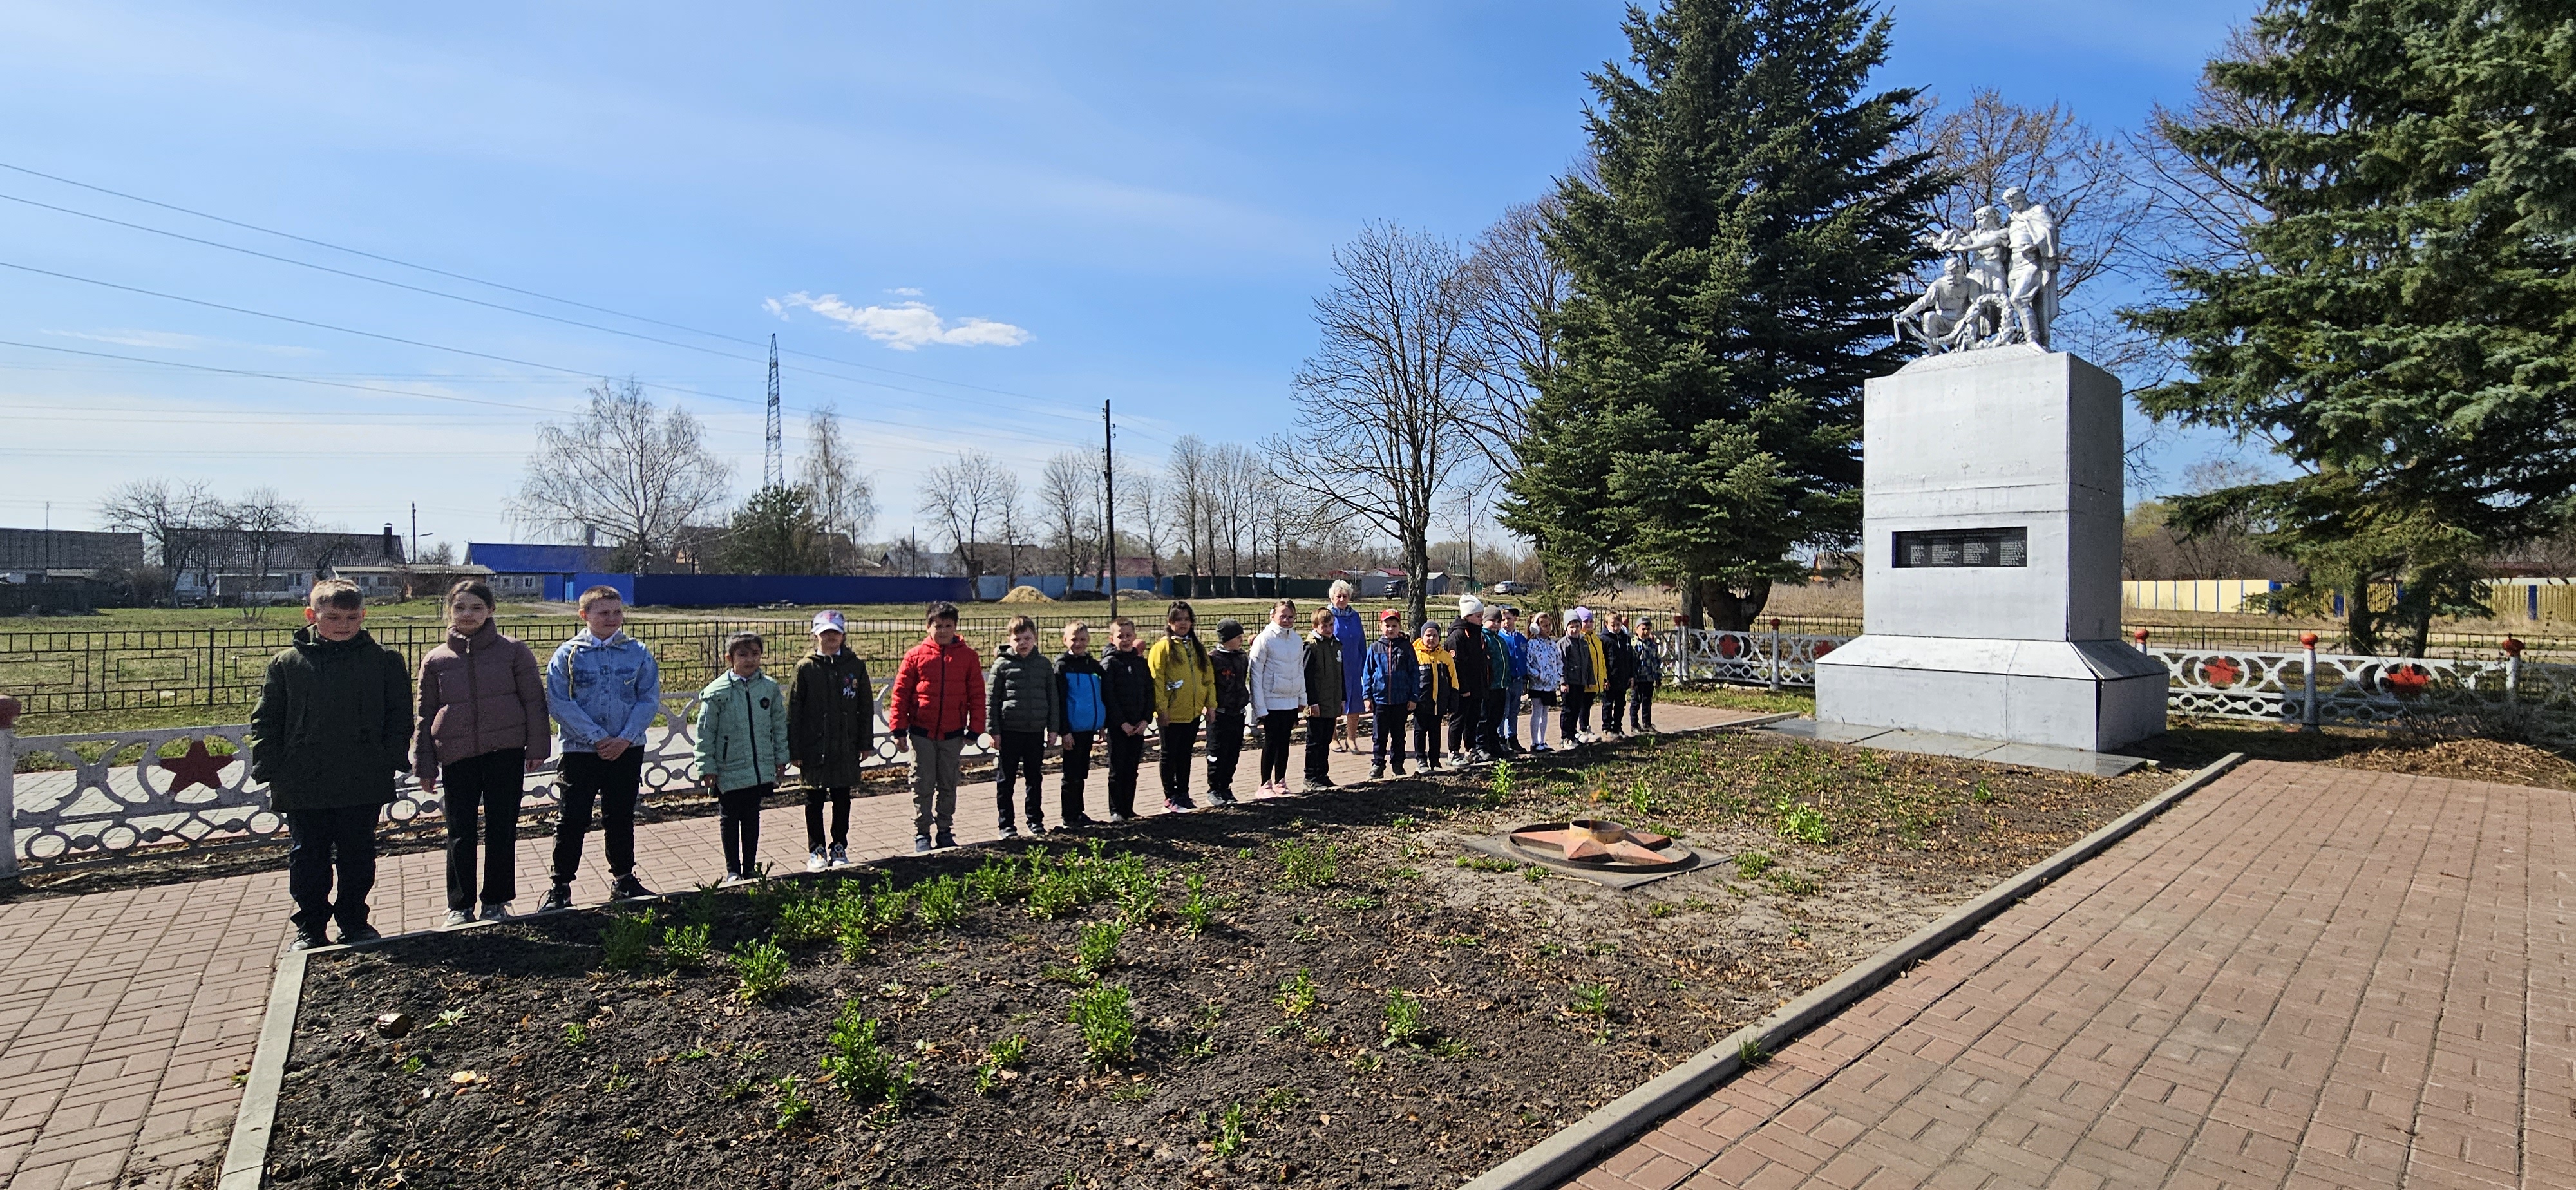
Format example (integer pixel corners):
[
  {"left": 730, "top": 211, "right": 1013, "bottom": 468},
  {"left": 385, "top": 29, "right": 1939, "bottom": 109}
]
[{"left": 413, "top": 580, "right": 551, "bottom": 925}]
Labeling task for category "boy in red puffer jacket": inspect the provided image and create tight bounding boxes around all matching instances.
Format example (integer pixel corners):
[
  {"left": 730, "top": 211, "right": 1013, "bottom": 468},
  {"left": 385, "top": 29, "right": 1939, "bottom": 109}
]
[{"left": 889, "top": 601, "right": 984, "bottom": 853}]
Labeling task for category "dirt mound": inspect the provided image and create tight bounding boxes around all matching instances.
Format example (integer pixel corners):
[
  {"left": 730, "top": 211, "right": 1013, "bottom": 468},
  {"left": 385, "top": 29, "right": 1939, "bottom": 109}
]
[{"left": 996, "top": 585, "right": 1055, "bottom": 603}]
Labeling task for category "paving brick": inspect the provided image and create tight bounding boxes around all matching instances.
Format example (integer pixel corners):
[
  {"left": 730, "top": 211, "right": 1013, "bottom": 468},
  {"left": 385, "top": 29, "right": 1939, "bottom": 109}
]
[{"left": 1558, "top": 762, "right": 2574, "bottom": 1190}]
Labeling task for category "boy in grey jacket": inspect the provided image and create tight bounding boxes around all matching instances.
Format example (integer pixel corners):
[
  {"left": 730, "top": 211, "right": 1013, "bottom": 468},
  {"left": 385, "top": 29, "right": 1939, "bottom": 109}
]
[{"left": 986, "top": 614, "right": 1059, "bottom": 836}]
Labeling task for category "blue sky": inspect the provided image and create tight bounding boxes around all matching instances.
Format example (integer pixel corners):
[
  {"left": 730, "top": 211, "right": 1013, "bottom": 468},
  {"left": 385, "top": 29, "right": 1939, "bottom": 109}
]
[{"left": 0, "top": 1, "right": 2256, "bottom": 554}]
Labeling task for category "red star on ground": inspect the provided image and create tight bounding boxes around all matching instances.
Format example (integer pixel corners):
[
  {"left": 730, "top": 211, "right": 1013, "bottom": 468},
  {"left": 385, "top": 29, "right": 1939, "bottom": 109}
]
[{"left": 159, "top": 739, "right": 237, "bottom": 793}]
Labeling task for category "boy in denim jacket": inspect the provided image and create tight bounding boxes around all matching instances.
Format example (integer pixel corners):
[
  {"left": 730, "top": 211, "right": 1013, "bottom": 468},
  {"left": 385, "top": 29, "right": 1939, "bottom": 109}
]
[{"left": 540, "top": 585, "right": 663, "bottom": 909}]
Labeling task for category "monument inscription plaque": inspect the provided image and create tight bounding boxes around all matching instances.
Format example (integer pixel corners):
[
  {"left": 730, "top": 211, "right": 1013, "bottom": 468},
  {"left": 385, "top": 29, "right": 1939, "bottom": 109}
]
[{"left": 1895, "top": 527, "right": 2027, "bottom": 569}]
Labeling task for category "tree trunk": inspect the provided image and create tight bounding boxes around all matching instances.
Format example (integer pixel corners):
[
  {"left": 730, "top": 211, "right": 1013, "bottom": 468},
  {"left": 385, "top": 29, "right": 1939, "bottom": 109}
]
[
  {"left": 1403, "top": 529, "right": 1430, "bottom": 633},
  {"left": 1698, "top": 578, "right": 1774, "bottom": 632},
  {"left": 1678, "top": 576, "right": 1703, "bottom": 632}
]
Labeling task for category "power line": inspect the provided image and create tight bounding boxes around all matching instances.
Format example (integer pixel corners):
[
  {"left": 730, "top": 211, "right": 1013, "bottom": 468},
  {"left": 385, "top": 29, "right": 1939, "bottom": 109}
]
[
  {"left": 0, "top": 339, "right": 1084, "bottom": 455},
  {"left": 0, "top": 159, "right": 1095, "bottom": 420},
  {"left": 0, "top": 338, "right": 572, "bottom": 413}
]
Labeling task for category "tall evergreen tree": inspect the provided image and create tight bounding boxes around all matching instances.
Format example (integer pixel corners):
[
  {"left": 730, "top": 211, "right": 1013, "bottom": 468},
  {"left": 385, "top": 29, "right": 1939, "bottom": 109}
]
[
  {"left": 2128, "top": 0, "right": 2576, "bottom": 656},
  {"left": 1502, "top": 0, "right": 1938, "bottom": 630}
]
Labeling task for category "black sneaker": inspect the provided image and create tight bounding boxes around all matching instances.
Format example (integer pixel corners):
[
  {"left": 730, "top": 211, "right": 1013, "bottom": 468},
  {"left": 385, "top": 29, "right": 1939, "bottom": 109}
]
[
  {"left": 537, "top": 883, "right": 574, "bottom": 913},
  {"left": 934, "top": 831, "right": 958, "bottom": 849},
  {"left": 611, "top": 874, "right": 653, "bottom": 900},
  {"left": 1368, "top": 764, "right": 1385, "bottom": 780},
  {"left": 338, "top": 923, "right": 383, "bottom": 946},
  {"left": 1063, "top": 814, "right": 1101, "bottom": 829},
  {"left": 287, "top": 929, "right": 328, "bottom": 952},
  {"left": 1168, "top": 793, "right": 1198, "bottom": 811}
]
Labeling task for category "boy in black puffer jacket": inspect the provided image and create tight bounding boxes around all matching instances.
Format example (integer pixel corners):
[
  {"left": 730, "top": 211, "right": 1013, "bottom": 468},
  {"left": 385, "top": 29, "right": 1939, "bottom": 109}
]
[
  {"left": 248, "top": 580, "right": 413, "bottom": 951},
  {"left": 1204, "top": 619, "right": 1250, "bottom": 805},
  {"left": 986, "top": 614, "right": 1059, "bottom": 836},
  {"left": 1101, "top": 618, "right": 1159, "bottom": 822}
]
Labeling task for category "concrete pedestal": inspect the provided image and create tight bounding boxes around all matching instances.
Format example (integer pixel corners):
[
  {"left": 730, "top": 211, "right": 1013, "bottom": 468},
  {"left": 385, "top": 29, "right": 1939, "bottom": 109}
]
[{"left": 1814, "top": 346, "right": 2166, "bottom": 752}]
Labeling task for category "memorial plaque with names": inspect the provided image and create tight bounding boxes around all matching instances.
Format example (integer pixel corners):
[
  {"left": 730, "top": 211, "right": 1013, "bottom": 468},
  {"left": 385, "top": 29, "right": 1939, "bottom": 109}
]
[{"left": 1894, "top": 527, "right": 2028, "bottom": 569}]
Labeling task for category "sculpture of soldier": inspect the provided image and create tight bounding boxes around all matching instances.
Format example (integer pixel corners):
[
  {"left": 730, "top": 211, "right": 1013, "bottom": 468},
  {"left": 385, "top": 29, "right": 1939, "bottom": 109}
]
[
  {"left": 1893, "top": 256, "right": 1990, "bottom": 352},
  {"left": 2001, "top": 186, "right": 2060, "bottom": 350}
]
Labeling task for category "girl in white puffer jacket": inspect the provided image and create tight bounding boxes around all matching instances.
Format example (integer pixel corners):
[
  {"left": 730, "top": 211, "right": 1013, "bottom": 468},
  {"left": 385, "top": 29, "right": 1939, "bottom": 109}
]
[{"left": 1245, "top": 600, "right": 1307, "bottom": 796}]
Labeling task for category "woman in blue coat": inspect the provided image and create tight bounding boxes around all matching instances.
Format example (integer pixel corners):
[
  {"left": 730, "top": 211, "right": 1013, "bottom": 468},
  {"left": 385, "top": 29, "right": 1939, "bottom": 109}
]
[{"left": 1326, "top": 580, "right": 1368, "bottom": 753}]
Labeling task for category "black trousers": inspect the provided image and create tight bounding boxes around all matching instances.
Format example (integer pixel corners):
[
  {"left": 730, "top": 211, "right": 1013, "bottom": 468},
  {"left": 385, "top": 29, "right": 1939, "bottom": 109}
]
[
  {"left": 1205, "top": 711, "right": 1245, "bottom": 799},
  {"left": 1257, "top": 710, "right": 1298, "bottom": 784},
  {"left": 1159, "top": 720, "right": 1200, "bottom": 803},
  {"left": 1602, "top": 680, "right": 1629, "bottom": 733},
  {"left": 1479, "top": 689, "right": 1508, "bottom": 754},
  {"left": 717, "top": 782, "right": 769, "bottom": 875},
  {"left": 1370, "top": 703, "right": 1410, "bottom": 772},
  {"left": 995, "top": 730, "right": 1046, "bottom": 827},
  {"left": 1105, "top": 726, "right": 1146, "bottom": 817},
  {"left": 1448, "top": 692, "right": 1482, "bottom": 756},
  {"left": 553, "top": 749, "right": 643, "bottom": 883},
  {"left": 804, "top": 785, "right": 851, "bottom": 850},
  {"left": 440, "top": 747, "right": 524, "bottom": 912},
  {"left": 1630, "top": 679, "right": 1657, "bottom": 730},
  {"left": 1412, "top": 702, "right": 1444, "bottom": 766},
  {"left": 287, "top": 804, "right": 379, "bottom": 936},
  {"left": 1060, "top": 732, "right": 1095, "bottom": 822},
  {"left": 1562, "top": 689, "right": 1596, "bottom": 739},
  {"left": 1303, "top": 712, "right": 1334, "bottom": 782}
]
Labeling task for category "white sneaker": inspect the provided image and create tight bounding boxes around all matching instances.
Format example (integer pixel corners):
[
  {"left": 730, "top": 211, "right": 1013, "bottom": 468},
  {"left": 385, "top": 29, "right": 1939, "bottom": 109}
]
[{"left": 807, "top": 849, "right": 828, "bottom": 873}]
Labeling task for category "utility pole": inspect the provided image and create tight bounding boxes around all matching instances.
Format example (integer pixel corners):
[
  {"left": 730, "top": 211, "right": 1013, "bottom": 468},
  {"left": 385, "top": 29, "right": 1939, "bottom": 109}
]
[
  {"left": 1103, "top": 400, "right": 1119, "bottom": 621},
  {"left": 410, "top": 503, "right": 419, "bottom": 563},
  {"left": 764, "top": 334, "right": 784, "bottom": 489}
]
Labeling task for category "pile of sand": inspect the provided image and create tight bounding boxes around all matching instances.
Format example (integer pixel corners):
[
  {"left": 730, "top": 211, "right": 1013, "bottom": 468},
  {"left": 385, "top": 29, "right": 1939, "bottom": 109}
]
[{"left": 998, "top": 585, "right": 1056, "bottom": 604}]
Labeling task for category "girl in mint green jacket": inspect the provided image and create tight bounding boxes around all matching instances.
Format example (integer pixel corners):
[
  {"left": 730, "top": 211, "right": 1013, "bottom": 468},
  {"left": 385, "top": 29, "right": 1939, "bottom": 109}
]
[{"left": 694, "top": 632, "right": 790, "bottom": 882}]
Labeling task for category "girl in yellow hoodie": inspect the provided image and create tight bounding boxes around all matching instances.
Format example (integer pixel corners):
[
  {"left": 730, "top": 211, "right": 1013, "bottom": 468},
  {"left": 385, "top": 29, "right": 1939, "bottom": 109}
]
[
  {"left": 1410, "top": 621, "right": 1457, "bottom": 772},
  {"left": 1146, "top": 600, "right": 1218, "bottom": 811}
]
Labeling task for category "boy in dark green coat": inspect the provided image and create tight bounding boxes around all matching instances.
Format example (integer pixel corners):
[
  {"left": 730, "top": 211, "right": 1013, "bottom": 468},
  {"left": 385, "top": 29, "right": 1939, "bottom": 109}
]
[
  {"left": 247, "top": 580, "right": 413, "bottom": 950},
  {"left": 788, "top": 610, "right": 874, "bottom": 871}
]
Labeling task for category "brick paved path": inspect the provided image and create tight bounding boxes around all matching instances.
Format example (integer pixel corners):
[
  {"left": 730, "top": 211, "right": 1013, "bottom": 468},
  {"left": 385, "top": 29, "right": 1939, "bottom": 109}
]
[
  {"left": 0, "top": 703, "right": 1756, "bottom": 1189},
  {"left": 1571, "top": 760, "right": 2573, "bottom": 1190}
]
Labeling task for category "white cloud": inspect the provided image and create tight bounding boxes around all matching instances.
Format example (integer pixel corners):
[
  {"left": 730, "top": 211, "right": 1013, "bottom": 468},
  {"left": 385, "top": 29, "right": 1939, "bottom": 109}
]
[
  {"left": 886, "top": 287, "right": 923, "bottom": 297},
  {"left": 764, "top": 292, "right": 1031, "bottom": 352}
]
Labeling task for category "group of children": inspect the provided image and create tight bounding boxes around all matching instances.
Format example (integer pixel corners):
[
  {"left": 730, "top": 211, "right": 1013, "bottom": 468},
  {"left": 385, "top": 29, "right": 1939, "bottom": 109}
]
[{"left": 246, "top": 578, "right": 1671, "bottom": 950}]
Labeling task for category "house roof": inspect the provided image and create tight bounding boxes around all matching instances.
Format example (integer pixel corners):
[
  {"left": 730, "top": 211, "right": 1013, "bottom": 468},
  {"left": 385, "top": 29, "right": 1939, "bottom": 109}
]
[{"left": 465, "top": 543, "right": 616, "bottom": 573}]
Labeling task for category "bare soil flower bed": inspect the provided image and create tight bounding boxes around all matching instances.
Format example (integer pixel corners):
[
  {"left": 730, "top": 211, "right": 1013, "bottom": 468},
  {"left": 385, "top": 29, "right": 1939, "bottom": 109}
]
[{"left": 266, "top": 731, "right": 2175, "bottom": 1189}]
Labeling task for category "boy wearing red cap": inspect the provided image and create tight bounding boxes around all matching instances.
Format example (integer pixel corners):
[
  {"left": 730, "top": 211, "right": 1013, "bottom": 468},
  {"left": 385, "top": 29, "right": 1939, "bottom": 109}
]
[{"left": 1360, "top": 609, "right": 1421, "bottom": 779}]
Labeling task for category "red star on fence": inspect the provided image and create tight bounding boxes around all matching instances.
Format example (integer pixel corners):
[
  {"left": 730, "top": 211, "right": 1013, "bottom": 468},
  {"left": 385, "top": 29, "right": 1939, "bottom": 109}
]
[{"left": 159, "top": 739, "right": 236, "bottom": 792}]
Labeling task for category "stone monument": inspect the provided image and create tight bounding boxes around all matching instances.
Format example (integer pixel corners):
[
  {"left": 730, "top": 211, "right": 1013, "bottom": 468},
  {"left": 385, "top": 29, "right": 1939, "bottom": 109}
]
[{"left": 1816, "top": 194, "right": 2165, "bottom": 752}]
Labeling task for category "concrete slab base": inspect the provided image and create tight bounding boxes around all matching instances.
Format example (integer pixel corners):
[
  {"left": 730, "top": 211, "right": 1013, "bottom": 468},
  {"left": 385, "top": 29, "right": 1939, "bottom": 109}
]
[{"left": 1761, "top": 719, "right": 2153, "bottom": 777}]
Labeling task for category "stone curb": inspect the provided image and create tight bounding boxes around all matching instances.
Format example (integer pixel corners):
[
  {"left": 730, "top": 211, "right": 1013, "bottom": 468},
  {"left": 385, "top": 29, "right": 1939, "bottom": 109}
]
[
  {"left": 217, "top": 947, "right": 307, "bottom": 1190},
  {"left": 1459, "top": 750, "right": 2250, "bottom": 1190}
]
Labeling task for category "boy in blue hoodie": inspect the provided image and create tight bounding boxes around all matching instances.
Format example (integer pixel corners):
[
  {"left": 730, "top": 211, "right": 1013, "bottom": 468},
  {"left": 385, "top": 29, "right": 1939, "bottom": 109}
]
[
  {"left": 1053, "top": 621, "right": 1108, "bottom": 829},
  {"left": 540, "top": 586, "right": 663, "bottom": 911},
  {"left": 694, "top": 632, "right": 789, "bottom": 883},
  {"left": 1361, "top": 609, "right": 1420, "bottom": 779}
]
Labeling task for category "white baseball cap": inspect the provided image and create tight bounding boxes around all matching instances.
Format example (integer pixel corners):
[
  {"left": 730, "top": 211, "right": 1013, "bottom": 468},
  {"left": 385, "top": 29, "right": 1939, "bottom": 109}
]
[{"left": 810, "top": 610, "right": 846, "bottom": 636}]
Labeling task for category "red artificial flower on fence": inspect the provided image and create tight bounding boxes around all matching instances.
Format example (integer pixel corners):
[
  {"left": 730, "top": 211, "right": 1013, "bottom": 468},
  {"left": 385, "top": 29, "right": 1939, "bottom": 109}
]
[
  {"left": 2200, "top": 657, "right": 2242, "bottom": 688},
  {"left": 2382, "top": 665, "right": 2432, "bottom": 699},
  {"left": 1717, "top": 636, "right": 1742, "bottom": 659},
  {"left": 1812, "top": 640, "right": 1834, "bottom": 657}
]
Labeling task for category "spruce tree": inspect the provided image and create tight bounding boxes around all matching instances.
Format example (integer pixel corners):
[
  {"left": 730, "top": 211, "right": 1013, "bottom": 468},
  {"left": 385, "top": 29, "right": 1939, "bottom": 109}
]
[
  {"left": 2128, "top": 0, "right": 2576, "bottom": 656},
  {"left": 1501, "top": 0, "right": 1938, "bottom": 629}
]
